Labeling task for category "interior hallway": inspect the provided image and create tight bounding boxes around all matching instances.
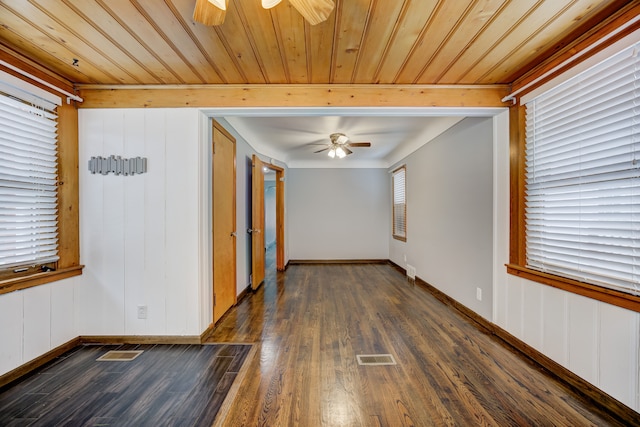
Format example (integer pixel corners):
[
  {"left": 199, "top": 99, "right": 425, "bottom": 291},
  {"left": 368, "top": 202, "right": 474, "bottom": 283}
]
[{"left": 208, "top": 263, "right": 622, "bottom": 426}]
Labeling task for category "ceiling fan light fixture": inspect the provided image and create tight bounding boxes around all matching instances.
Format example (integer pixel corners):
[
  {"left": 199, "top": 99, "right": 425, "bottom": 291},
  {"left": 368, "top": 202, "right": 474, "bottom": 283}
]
[
  {"left": 328, "top": 148, "right": 336, "bottom": 158},
  {"left": 262, "top": 0, "right": 282, "bottom": 8},
  {"left": 335, "top": 147, "right": 346, "bottom": 158},
  {"left": 207, "top": 0, "right": 226, "bottom": 10}
]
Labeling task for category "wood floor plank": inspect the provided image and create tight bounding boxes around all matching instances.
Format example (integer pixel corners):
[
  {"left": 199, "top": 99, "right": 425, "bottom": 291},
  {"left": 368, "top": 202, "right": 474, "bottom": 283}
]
[
  {"left": 207, "top": 261, "right": 628, "bottom": 426},
  {"left": 0, "top": 343, "right": 252, "bottom": 426}
]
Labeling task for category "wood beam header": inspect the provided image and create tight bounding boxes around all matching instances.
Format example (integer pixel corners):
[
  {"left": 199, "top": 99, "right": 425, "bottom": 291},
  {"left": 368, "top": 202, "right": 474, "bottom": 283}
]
[{"left": 76, "top": 85, "right": 511, "bottom": 109}]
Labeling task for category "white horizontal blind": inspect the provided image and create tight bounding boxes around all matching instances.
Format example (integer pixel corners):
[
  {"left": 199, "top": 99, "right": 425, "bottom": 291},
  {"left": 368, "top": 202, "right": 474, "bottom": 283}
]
[
  {"left": 393, "top": 166, "right": 406, "bottom": 239},
  {"left": 0, "top": 93, "right": 59, "bottom": 271},
  {"left": 524, "top": 42, "right": 640, "bottom": 296}
]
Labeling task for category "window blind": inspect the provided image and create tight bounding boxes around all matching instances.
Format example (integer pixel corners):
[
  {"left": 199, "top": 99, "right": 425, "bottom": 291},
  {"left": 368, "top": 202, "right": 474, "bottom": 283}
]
[
  {"left": 0, "top": 93, "right": 59, "bottom": 271},
  {"left": 524, "top": 42, "right": 640, "bottom": 296},
  {"left": 393, "top": 166, "right": 406, "bottom": 239}
]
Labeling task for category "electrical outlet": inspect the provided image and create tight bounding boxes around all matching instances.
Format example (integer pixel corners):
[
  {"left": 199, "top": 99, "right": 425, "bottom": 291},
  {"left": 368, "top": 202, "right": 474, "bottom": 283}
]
[
  {"left": 137, "top": 305, "right": 147, "bottom": 319},
  {"left": 476, "top": 287, "right": 482, "bottom": 301}
]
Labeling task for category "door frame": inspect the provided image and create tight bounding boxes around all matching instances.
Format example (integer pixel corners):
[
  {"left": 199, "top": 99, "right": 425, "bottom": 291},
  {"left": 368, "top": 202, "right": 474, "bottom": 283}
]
[
  {"left": 212, "top": 119, "right": 237, "bottom": 323},
  {"left": 262, "top": 162, "right": 285, "bottom": 271}
]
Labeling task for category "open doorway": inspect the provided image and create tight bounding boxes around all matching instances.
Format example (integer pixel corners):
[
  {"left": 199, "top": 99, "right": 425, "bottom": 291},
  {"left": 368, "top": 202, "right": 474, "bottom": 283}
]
[
  {"left": 264, "top": 170, "right": 277, "bottom": 276},
  {"left": 251, "top": 156, "right": 285, "bottom": 290}
]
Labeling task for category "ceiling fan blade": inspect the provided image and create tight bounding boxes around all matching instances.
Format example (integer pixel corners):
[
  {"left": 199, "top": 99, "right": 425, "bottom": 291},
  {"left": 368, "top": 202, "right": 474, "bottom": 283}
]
[
  {"left": 289, "top": 0, "right": 335, "bottom": 25},
  {"left": 314, "top": 147, "right": 330, "bottom": 153},
  {"left": 193, "top": 0, "right": 227, "bottom": 26},
  {"left": 343, "top": 146, "right": 353, "bottom": 155},
  {"left": 347, "top": 142, "right": 371, "bottom": 147}
]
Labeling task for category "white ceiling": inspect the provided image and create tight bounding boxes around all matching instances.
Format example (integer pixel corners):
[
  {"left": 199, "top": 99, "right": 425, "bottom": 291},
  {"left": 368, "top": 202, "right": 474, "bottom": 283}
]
[{"left": 211, "top": 107, "right": 506, "bottom": 168}]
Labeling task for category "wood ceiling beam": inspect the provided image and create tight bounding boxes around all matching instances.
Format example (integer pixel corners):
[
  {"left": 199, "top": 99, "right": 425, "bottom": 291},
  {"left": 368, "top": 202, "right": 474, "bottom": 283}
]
[{"left": 76, "top": 84, "right": 510, "bottom": 108}]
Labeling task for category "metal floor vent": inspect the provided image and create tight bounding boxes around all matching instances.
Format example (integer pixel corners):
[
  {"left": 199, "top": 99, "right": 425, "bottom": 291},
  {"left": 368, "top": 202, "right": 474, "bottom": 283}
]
[
  {"left": 357, "top": 354, "right": 397, "bottom": 366},
  {"left": 96, "top": 350, "right": 144, "bottom": 362}
]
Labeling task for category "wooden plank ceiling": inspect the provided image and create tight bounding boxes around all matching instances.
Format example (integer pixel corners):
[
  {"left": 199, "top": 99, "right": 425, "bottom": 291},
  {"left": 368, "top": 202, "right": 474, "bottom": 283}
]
[{"left": 0, "top": 0, "right": 632, "bottom": 86}]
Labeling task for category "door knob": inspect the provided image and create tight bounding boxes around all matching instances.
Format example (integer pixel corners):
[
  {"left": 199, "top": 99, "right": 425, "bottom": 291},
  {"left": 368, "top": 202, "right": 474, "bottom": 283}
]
[{"left": 230, "top": 231, "right": 237, "bottom": 237}]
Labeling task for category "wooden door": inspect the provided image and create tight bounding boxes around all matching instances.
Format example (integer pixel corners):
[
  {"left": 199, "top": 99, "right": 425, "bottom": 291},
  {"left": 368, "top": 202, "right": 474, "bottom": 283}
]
[
  {"left": 212, "top": 121, "right": 236, "bottom": 323},
  {"left": 251, "top": 154, "right": 265, "bottom": 290}
]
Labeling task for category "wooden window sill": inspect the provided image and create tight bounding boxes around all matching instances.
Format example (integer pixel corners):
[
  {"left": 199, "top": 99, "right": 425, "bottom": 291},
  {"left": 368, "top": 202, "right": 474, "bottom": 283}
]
[
  {"left": 0, "top": 265, "right": 84, "bottom": 296},
  {"left": 506, "top": 264, "right": 640, "bottom": 313}
]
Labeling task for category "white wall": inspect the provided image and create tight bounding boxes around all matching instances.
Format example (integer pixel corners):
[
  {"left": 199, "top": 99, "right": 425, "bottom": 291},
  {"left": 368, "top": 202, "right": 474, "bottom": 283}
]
[
  {"left": 77, "top": 109, "right": 206, "bottom": 336},
  {"left": 0, "top": 277, "right": 79, "bottom": 376},
  {"left": 389, "top": 118, "right": 494, "bottom": 319},
  {"left": 288, "top": 168, "right": 389, "bottom": 260}
]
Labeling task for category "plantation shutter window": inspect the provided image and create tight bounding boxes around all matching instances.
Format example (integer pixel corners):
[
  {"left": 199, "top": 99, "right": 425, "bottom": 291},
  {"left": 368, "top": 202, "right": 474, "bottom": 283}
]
[
  {"left": 524, "top": 41, "right": 640, "bottom": 296},
  {"left": 0, "top": 90, "right": 60, "bottom": 273},
  {"left": 393, "top": 165, "right": 406, "bottom": 241}
]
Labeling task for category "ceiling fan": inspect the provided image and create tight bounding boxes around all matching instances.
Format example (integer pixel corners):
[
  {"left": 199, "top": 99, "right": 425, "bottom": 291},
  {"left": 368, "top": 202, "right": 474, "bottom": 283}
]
[
  {"left": 193, "top": 0, "right": 334, "bottom": 26},
  {"left": 314, "top": 133, "right": 371, "bottom": 159}
]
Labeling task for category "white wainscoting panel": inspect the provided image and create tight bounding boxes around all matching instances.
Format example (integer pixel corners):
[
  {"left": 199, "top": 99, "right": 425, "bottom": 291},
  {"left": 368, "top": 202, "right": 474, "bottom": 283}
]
[
  {"left": 123, "top": 110, "right": 146, "bottom": 335},
  {"left": 78, "top": 108, "right": 203, "bottom": 337},
  {"left": 78, "top": 109, "right": 108, "bottom": 335},
  {"left": 23, "top": 285, "right": 51, "bottom": 363},
  {"left": 541, "top": 285, "right": 569, "bottom": 366},
  {"left": 521, "top": 278, "right": 543, "bottom": 351},
  {"left": 505, "top": 274, "right": 524, "bottom": 340},
  {"left": 164, "top": 109, "right": 200, "bottom": 335},
  {"left": 496, "top": 275, "right": 640, "bottom": 412},
  {"left": 0, "top": 291, "right": 23, "bottom": 375},
  {"left": 568, "top": 294, "right": 598, "bottom": 384},
  {"left": 143, "top": 109, "right": 169, "bottom": 334},
  {"left": 100, "top": 110, "right": 126, "bottom": 334},
  {"left": 599, "top": 302, "right": 639, "bottom": 409},
  {"left": 50, "top": 278, "right": 75, "bottom": 345},
  {"left": 0, "top": 277, "right": 79, "bottom": 377}
]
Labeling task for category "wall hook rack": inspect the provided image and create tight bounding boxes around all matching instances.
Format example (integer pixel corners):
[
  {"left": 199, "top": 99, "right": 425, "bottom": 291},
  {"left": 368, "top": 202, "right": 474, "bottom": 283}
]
[{"left": 88, "top": 155, "right": 147, "bottom": 176}]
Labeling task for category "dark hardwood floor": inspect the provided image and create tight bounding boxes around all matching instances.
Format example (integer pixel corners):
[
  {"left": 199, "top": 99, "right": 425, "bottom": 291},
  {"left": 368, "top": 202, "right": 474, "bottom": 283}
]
[
  {"left": 0, "top": 343, "right": 252, "bottom": 426},
  {"left": 209, "top": 261, "right": 626, "bottom": 426}
]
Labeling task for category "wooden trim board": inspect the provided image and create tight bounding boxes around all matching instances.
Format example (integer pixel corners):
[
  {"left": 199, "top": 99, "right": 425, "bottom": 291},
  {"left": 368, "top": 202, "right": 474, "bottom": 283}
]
[
  {"left": 288, "top": 259, "right": 388, "bottom": 265},
  {"left": 79, "top": 335, "right": 203, "bottom": 345},
  {"left": 76, "top": 84, "right": 511, "bottom": 109},
  {"left": 199, "top": 323, "right": 216, "bottom": 343}
]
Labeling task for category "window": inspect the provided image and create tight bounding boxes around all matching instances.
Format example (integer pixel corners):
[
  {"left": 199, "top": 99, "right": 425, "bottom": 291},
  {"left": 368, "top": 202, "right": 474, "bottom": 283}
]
[
  {"left": 392, "top": 165, "right": 406, "bottom": 241},
  {"left": 0, "top": 63, "right": 80, "bottom": 296},
  {"left": 521, "top": 41, "right": 640, "bottom": 298},
  {"left": 0, "top": 90, "right": 60, "bottom": 277}
]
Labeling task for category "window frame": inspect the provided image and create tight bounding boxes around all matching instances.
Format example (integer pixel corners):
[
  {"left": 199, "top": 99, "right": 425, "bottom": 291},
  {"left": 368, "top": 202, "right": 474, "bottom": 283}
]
[
  {"left": 508, "top": 103, "right": 640, "bottom": 312},
  {"left": 392, "top": 165, "right": 407, "bottom": 242},
  {"left": 0, "top": 66, "right": 82, "bottom": 296},
  {"left": 505, "top": 10, "right": 640, "bottom": 313}
]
